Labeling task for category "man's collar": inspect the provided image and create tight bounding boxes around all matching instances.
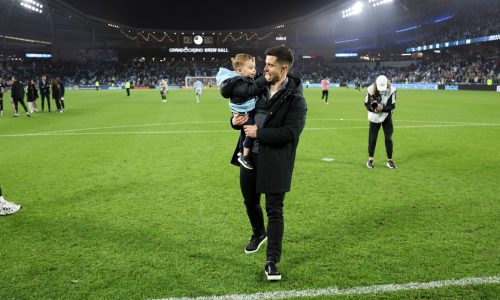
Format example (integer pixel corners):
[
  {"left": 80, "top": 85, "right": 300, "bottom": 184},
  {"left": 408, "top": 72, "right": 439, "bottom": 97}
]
[{"left": 272, "top": 77, "right": 288, "bottom": 93}]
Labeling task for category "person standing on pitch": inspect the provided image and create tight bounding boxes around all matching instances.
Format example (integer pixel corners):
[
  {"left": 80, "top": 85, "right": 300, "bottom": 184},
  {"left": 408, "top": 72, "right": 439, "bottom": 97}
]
[
  {"left": 38, "top": 74, "right": 51, "bottom": 112},
  {"left": 10, "top": 76, "right": 30, "bottom": 117},
  {"left": 51, "top": 79, "right": 63, "bottom": 113},
  {"left": 320, "top": 76, "right": 329, "bottom": 104},
  {"left": 160, "top": 80, "right": 168, "bottom": 102},
  {"left": 355, "top": 76, "right": 362, "bottom": 91},
  {"left": 26, "top": 78, "right": 39, "bottom": 113},
  {"left": 193, "top": 80, "right": 203, "bottom": 103},
  {"left": 0, "top": 76, "right": 6, "bottom": 117},
  {"left": 125, "top": 80, "right": 131, "bottom": 96},
  {"left": 95, "top": 80, "right": 100, "bottom": 91},
  {"left": 0, "top": 184, "right": 22, "bottom": 216},
  {"left": 57, "top": 77, "right": 66, "bottom": 110},
  {"left": 365, "top": 75, "right": 397, "bottom": 169},
  {"left": 230, "top": 45, "right": 307, "bottom": 281}
]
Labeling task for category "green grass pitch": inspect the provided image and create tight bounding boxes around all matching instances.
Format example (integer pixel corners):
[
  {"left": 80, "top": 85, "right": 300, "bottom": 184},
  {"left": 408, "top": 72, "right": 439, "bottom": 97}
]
[{"left": 0, "top": 87, "right": 499, "bottom": 299}]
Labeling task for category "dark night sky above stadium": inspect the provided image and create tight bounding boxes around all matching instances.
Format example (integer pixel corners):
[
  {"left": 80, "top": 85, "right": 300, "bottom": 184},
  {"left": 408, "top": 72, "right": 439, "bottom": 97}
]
[{"left": 63, "top": 0, "right": 338, "bottom": 30}]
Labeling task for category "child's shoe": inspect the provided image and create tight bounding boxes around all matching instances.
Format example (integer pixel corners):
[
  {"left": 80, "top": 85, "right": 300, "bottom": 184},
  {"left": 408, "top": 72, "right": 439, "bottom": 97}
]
[{"left": 238, "top": 156, "right": 254, "bottom": 170}]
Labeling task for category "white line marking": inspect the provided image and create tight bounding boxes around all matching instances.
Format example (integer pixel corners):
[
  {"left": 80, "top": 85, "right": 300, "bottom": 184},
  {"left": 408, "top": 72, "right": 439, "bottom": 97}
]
[
  {"left": 152, "top": 275, "right": 500, "bottom": 300},
  {"left": 310, "top": 118, "right": 494, "bottom": 125},
  {"left": 33, "top": 121, "right": 227, "bottom": 135},
  {"left": 307, "top": 123, "right": 500, "bottom": 130},
  {"left": 6, "top": 118, "right": 495, "bottom": 136},
  {"left": 0, "top": 130, "right": 234, "bottom": 137},
  {"left": 1, "top": 122, "right": 499, "bottom": 138}
]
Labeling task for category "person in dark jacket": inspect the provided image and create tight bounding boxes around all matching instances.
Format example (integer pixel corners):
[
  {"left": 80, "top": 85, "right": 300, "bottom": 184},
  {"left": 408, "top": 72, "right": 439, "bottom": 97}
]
[
  {"left": 57, "top": 77, "right": 65, "bottom": 110},
  {"left": 39, "top": 75, "right": 51, "bottom": 112},
  {"left": 51, "top": 79, "right": 63, "bottom": 113},
  {"left": 10, "top": 76, "right": 30, "bottom": 117},
  {"left": 229, "top": 45, "right": 307, "bottom": 281},
  {"left": 26, "top": 78, "right": 39, "bottom": 113}
]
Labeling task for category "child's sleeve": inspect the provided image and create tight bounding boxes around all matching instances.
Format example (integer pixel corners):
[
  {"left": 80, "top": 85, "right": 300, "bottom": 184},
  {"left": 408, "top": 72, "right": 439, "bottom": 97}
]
[{"left": 227, "top": 75, "right": 267, "bottom": 99}]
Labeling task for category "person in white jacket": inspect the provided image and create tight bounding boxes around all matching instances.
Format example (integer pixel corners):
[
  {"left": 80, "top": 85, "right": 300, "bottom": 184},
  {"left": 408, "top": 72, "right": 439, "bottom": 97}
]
[
  {"left": 160, "top": 80, "right": 168, "bottom": 102},
  {"left": 364, "top": 75, "right": 397, "bottom": 169}
]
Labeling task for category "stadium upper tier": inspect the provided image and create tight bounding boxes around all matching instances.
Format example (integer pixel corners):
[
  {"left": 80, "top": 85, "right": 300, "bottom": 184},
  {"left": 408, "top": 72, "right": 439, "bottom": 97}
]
[{"left": 0, "top": 0, "right": 498, "bottom": 59}]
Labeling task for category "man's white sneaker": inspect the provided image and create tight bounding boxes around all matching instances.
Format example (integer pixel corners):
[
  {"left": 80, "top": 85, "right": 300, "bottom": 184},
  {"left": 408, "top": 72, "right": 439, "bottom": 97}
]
[{"left": 0, "top": 200, "right": 22, "bottom": 216}]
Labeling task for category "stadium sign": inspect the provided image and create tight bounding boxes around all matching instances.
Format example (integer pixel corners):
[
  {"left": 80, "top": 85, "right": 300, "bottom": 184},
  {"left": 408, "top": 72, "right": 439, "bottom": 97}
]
[
  {"left": 445, "top": 85, "right": 459, "bottom": 91},
  {"left": 169, "top": 47, "right": 229, "bottom": 53},
  {"left": 25, "top": 52, "right": 52, "bottom": 58},
  {"left": 335, "top": 52, "right": 358, "bottom": 57},
  {"left": 406, "top": 33, "right": 500, "bottom": 53},
  {"left": 497, "top": 85, "right": 500, "bottom": 93},
  {"left": 393, "top": 83, "right": 438, "bottom": 90}
]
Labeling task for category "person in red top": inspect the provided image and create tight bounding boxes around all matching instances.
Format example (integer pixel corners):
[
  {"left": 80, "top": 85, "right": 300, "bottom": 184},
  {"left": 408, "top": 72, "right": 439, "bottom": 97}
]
[{"left": 320, "top": 76, "right": 329, "bottom": 104}]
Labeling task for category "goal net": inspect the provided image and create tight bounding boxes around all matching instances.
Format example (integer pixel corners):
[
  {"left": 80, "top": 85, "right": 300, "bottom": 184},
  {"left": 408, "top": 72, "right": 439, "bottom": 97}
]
[{"left": 185, "top": 76, "right": 217, "bottom": 88}]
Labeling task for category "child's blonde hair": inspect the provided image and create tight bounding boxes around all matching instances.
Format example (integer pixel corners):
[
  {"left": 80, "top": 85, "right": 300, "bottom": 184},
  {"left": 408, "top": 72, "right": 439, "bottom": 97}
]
[{"left": 231, "top": 53, "right": 255, "bottom": 70}]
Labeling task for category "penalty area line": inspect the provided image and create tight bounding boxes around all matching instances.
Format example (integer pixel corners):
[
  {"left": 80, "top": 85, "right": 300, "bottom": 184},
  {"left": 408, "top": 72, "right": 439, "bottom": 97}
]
[
  {"left": 1, "top": 123, "right": 499, "bottom": 138},
  {"left": 153, "top": 275, "right": 500, "bottom": 300}
]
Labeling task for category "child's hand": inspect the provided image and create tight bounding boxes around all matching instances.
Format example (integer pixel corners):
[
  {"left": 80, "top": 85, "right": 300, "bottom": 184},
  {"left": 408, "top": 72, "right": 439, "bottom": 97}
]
[{"left": 232, "top": 113, "right": 249, "bottom": 125}]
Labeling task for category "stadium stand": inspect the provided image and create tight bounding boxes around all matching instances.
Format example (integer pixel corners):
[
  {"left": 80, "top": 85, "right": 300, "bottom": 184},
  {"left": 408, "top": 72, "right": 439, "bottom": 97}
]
[{"left": 0, "top": 0, "right": 498, "bottom": 87}]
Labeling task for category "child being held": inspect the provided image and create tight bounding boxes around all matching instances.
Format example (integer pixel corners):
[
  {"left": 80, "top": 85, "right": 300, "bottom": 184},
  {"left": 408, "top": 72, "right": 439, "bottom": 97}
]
[{"left": 216, "top": 54, "right": 267, "bottom": 170}]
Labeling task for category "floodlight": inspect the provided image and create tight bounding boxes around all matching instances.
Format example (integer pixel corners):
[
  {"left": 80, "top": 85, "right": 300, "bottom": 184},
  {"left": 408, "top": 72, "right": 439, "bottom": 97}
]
[
  {"left": 342, "top": 1, "right": 364, "bottom": 19},
  {"left": 19, "top": 0, "right": 43, "bottom": 13},
  {"left": 369, "top": 0, "right": 393, "bottom": 7}
]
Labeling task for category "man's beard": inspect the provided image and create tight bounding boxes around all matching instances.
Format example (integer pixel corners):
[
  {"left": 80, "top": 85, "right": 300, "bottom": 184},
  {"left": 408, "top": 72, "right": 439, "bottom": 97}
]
[{"left": 266, "top": 73, "right": 280, "bottom": 84}]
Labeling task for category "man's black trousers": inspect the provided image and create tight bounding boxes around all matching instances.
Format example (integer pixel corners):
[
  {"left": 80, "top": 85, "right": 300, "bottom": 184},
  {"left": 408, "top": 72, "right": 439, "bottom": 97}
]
[{"left": 239, "top": 154, "right": 285, "bottom": 263}]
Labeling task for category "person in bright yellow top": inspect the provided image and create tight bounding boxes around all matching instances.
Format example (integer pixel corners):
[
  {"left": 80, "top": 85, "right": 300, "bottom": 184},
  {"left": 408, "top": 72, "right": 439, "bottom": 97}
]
[
  {"left": 125, "top": 81, "right": 131, "bottom": 96},
  {"left": 487, "top": 78, "right": 493, "bottom": 86},
  {"left": 95, "top": 80, "right": 100, "bottom": 91}
]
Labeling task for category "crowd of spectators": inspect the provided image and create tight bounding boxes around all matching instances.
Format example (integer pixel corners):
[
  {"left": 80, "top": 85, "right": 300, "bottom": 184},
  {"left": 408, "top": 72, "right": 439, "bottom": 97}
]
[
  {"left": 0, "top": 57, "right": 232, "bottom": 88},
  {"left": 295, "top": 46, "right": 500, "bottom": 85},
  {"left": 410, "top": 0, "right": 499, "bottom": 48},
  {"left": 0, "top": 45, "right": 498, "bottom": 87}
]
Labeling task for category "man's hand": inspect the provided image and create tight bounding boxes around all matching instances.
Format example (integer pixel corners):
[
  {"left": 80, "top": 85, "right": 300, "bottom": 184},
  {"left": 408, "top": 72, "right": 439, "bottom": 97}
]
[
  {"left": 376, "top": 104, "right": 383, "bottom": 112},
  {"left": 232, "top": 113, "right": 249, "bottom": 126},
  {"left": 243, "top": 124, "right": 257, "bottom": 138}
]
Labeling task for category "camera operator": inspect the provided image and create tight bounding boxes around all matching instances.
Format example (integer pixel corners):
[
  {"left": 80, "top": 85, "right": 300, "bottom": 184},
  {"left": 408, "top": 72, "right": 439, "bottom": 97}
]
[{"left": 364, "top": 75, "right": 396, "bottom": 169}]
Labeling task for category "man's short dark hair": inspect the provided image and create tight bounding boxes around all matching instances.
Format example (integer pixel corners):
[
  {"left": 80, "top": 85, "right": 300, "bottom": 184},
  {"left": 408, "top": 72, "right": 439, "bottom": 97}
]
[{"left": 265, "top": 45, "right": 294, "bottom": 68}]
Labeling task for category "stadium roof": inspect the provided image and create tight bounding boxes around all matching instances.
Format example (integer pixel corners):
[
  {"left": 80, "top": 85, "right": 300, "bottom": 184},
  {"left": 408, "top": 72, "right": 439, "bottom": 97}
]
[
  {"left": 3, "top": 0, "right": 495, "bottom": 58},
  {"left": 62, "top": 0, "right": 338, "bottom": 30}
]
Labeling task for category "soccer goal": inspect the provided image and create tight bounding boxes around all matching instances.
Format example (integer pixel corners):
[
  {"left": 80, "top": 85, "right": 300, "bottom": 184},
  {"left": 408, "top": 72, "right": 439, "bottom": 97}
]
[{"left": 185, "top": 76, "right": 217, "bottom": 88}]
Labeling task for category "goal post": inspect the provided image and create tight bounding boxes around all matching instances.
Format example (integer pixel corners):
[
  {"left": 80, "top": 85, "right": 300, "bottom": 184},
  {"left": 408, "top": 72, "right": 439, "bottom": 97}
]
[{"left": 185, "top": 76, "right": 218, "bottom": 88}]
